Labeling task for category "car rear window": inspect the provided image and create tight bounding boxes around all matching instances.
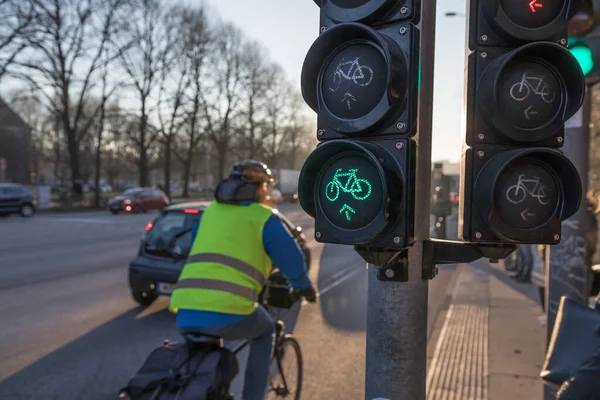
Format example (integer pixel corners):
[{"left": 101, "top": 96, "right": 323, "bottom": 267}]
[{"left": 143, "top": 210, "right": 202, "bottom": 258}]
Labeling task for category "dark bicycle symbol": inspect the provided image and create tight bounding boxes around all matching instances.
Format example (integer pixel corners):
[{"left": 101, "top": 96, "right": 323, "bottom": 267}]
[
  {"left": 329, "top": 57, "right": 374, "bottom": 93},
  {"left": 325, "top": 168, "right": 372, "bottom": 202},
  {"left": 510, "top": 73, "right": 556, "bottom": 104},
  {"left": 505, "top": 174, "right": 550, "bottom": 205}
]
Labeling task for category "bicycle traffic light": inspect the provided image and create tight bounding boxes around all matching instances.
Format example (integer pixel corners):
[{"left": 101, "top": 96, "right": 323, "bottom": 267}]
[
  {"left": 460, "top": 0, "right": 585, "bottom": 245},
  {"left": 298, "top": 1, "right": 420, "bottom": 248}
]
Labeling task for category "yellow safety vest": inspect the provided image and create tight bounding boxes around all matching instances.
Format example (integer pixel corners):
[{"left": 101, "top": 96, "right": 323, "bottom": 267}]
[{"left": 169, "top": 201, "right": 273, "bottom": 315}]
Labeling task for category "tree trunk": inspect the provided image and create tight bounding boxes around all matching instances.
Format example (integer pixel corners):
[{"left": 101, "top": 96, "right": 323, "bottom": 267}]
[
  {"left": 139, "top": 150, "right": 148, "bottom": 187},
  {"left": 94, "top": 142, "right": 102, "bottom": 208},
  {"left": 139, "top": 105, "right": 149, "bottom": 187},
  {"left": 182, "top": 145, "right": 193, "bottom": 198},
  {"left": 163, "top": 138, "right": 171, "bottom": 197},
  {"left": 66, "top": 129, "right": 80, "bottom": 187},
  {"left": 217, "top": 141, "right": 228, "bottom": 180}
]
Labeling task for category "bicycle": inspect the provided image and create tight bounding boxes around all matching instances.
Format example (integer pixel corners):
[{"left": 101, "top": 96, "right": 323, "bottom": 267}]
[
  {"left": 509, "top": 73, "right": 556, "bottom": 104},
  {"left": 329, "top": 57, "right": 374, "bottom": 92},
  {"left": 506, "top": 174, "right": 550, "bottom": 205},
  {"left": 184, "top": 272, "right": 305, "bottom": 400},
  {"left": 325, "top": 168, "right": 372, "bottom": 202}
]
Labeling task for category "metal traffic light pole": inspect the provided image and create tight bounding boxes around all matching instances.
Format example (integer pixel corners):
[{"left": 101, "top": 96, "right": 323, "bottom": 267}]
[
  {"left": 364, "top": 0, "right": 437, "bottom": 398},
  {"left": 543, "top": 87, "right": 593, "bottom": 400}
]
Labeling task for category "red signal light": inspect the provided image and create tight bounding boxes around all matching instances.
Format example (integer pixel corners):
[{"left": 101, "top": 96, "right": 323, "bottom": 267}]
[
  {"left": 529, "top": 0, "right": 543, "bottom": 13},
  {"left": 145, "top": 222, "right": 153, "bottom": 231},
  {"left": 184, "top": 208, "right": 199, "bottom": 214}
]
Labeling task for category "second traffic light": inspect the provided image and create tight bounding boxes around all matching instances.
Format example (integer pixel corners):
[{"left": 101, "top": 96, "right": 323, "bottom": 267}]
[
  {"left": 298, "top": 1, "right": 420, "bottom": 248},
  {"left": 567, "top": 0, "right": 600, "bottom": 82},
  {"left": 460, "top": 0, "right": 585, "bottom": 245}
]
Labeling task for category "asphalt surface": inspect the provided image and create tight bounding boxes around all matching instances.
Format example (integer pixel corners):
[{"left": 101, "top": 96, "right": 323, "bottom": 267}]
[{"left": 0, "top": 204, "right": 458, "bottom": 400}]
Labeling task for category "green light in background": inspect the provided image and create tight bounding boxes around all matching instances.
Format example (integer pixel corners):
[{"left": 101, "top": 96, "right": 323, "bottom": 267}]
[
  {"left": 325, "top": 168, "right": 373, "bottom": 202},
  {"left": 568, "top": 38, "right": 595, "bottom": 76}
]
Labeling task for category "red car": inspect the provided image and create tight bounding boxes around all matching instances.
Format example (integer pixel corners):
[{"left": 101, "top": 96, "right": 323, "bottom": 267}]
[{"left": 108, "top": 188, "right": 169, "bottom": 214}]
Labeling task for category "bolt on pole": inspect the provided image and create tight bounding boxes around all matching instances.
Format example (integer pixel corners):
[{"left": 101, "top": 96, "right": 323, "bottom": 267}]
[{"left": 364, "top": 0, "right": 437, "bottom": 398}]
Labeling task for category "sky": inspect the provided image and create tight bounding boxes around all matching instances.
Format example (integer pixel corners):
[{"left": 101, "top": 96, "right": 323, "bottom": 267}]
[{"left": 204, "top": 0, "right": 468, "bottom": 163}]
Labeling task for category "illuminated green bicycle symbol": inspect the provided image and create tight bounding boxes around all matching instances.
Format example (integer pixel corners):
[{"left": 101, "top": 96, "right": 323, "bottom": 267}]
[{"left": 325, "top": 168, "right": 373, "bottom": 202}]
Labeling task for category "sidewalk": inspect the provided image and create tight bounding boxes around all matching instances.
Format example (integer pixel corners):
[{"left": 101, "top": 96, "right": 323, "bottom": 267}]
[{"left": 426, "top": 260, "right": 546, "bottom": 400}]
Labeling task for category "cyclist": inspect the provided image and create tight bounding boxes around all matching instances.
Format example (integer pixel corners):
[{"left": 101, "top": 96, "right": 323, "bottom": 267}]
[{"left": 169, "top": 160, "right": 317, "bottom": 400}]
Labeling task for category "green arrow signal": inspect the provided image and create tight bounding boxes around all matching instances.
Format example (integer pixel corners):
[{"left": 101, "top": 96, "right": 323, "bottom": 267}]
[{"left": 339, "top": 204, "right": 356, "bottom": 221}]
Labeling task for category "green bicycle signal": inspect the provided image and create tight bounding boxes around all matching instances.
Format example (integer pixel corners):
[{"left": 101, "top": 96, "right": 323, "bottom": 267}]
[{"left": 325, "top": 168, "right": 373, "bottom": 202}]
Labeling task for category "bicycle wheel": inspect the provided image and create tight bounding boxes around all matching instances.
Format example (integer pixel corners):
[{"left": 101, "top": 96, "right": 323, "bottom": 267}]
[
  {"left": 267, "top": 336, "right": 303, "bottom": 400},
  {"left": 510, "top": 82, "right": 529, "bottom": 101},
  {"left": 506, "top": 184, "right": 526, "bottom": 204},
  {"left": 325, "top": 181, "right": 340, "bottom": 202},
  {"left": 350, "top": 178, "right": 372, "bottom": 200}
]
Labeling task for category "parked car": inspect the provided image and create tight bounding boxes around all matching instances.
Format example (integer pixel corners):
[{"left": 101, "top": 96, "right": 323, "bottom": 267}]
[
  {"left": 0, "top": 183, "right": 36, "bottom": 217},
  {"left": 128, "top": 202, "right": 311, "bottom": 306},
  {"left": 108, "top": 187, "right": 169, "bottom": 214}
]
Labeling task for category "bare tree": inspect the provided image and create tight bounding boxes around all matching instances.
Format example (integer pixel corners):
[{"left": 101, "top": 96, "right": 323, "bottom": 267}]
[
  {"left": 7, "top": 89, "right": 56, "bottom": 183},
  {"left": 282, "top": 92, "right": 315, "bottom": 169},
  {"left": 262, "top": 64, "right": 290, "bottom": 168},
  {"left": 201, "top": 23, "right": 246, "bottom": 180},
  {"left": 11, "top": 0, "right": 128, "bottom": 189},
  {"left": 177, "top": 6, "right": 211, "bottom": 197},
  {"left": 237, "top": 40, "right": 270, "bottom": 160},
  {"left": 155, "top": 7, "right": 196, "bottom": 197},
  {"left": 115, "top": 0, "right": 177, "bottom": 187},
  {"left": 0, "top": 0, "right": 35, "bottom": 81},
  {"left": 91, "top": 48, "right": 117, "bottom": 208}
]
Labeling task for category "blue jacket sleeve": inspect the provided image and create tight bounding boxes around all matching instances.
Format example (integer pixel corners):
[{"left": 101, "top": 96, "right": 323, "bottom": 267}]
[
  {"left": 262, "top": 214, "right": 312, "bottom": 290},
  {"left": 191, "top": 217, "right": 201, "bottom": 242}
]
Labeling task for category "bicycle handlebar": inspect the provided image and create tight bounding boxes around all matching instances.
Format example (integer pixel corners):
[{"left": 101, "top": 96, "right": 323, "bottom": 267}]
[{"left": 263, "top": 281, "right": 305, "bottom": 303}]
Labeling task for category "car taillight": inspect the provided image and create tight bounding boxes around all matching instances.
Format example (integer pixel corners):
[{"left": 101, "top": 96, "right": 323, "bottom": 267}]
[
  {"left": 184, "top": 208, "right": 199, "bottom": 214},
  {"left": 145, "top": 222, "right": 153, "bottom": 231}
]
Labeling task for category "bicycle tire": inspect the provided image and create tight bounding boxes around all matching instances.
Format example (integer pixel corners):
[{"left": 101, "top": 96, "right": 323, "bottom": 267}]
[
  {"left": 325, "top": 181, "right": 340, "bottom": 202},
  {"left": 267, "top": 335, "right": 303, "bottom": 400},
  {"left": 506, "top": 184, "right": 526, "bottom": 204},
  {"left": 350, "top": 178, "right": 372, "bottom": 201},
  {"left": 510, "top": 82, "right": 529, "bottom": 101}
]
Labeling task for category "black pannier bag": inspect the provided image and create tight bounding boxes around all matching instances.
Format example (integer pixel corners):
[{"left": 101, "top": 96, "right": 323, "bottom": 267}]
[{"left": 119, "top": 339, "right": 239, "bottom": 400}]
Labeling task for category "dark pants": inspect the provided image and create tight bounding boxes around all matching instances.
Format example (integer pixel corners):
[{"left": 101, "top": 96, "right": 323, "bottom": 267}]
[{"left": 181, "top": 306, "right": 275, "bottom": 400}]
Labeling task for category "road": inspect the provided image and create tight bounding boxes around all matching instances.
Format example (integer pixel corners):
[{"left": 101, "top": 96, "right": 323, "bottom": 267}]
[{"left": 0, "top": 205, "right": 458, "bottom": 399}]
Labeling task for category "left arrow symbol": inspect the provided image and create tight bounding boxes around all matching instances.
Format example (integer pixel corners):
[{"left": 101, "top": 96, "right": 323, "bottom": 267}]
[
  {"left": 520, "top": 208, "right": 535, "bottom": 221},
  {"left": 339, "top": 204, "right": 356, "bottom": 221},
  {"left": 524, "top": 105, "right": 538, "bottom": 120}
]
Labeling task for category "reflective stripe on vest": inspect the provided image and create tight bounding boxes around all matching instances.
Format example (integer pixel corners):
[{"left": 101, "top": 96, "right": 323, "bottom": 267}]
[
  {"left": 175, "top": 278, "right": 257, "bottom": 302},
  {"left": 185, "top": 253, "right": 266, "bottom": 287}
]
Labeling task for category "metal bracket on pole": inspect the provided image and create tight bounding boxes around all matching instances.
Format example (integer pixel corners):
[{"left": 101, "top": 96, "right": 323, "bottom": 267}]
[
  {"left": 354, "top": 245, "right": 402, "bottom": 266},
  {"left": 422, "top": 239, "right": 519, "bottom": 280},
  {"left": 356, "top": 241, "right": 518, "bottom": 281},
  {"left": 354, "top": 246, "right": 409, "bottom": 282}
]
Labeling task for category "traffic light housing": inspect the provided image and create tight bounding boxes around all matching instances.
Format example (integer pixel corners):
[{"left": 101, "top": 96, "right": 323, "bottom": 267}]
[
  {"left": 298, "top": 1, "right": 420, "bottom": 248},
  {"left": 460, "top": 0, "right": 585, "bottom": 245},
  {"left": 568, "top": 0, "right": 600, "bottom": 82},
  {"left": 431, "top": 165, "right": 452, "bottom": 218}
]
